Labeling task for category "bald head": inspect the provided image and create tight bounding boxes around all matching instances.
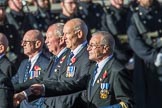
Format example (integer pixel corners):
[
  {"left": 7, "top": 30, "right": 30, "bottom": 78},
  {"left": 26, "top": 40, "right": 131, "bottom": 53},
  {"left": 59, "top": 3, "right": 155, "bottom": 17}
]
[
  {"left": 0, "top": 33, "right": 8, "bottom": 49},
  {"left": 0, "top": 33, "right": 8, "bottom": 54},
  {"left": 65, "top": 18, "right": 88, "bottom": 40},
  {"left": 24, "top": 29, "right": 44, "bottom": 47},
  {"left": 22, "top": 29, "right": 44, "bottom": 57}
]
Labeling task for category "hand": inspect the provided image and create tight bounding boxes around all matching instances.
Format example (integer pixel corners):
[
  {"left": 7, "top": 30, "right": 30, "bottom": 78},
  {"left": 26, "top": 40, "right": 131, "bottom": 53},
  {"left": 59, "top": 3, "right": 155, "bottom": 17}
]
[
  {"left": 30, "top": 84, "right": 44, "bottom": 95},
  {"left": 13, "top": 92, "right": 26, "bottom": 107},
  {"left": 13, "top": 98, "right": 20, "bottom": 108}
]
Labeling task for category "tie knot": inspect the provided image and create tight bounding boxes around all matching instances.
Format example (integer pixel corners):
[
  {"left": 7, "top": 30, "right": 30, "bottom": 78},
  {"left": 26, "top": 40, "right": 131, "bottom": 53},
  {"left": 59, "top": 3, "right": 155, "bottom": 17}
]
[
  {"left": 95, "top": 64, "right": 98, "bottom": 70},
  {"left": 93, "top": 64, "right": 98, "bottom": 74},
  {"left": 69, "top": 52, "right": 74, "bottom": 59},
  {"left": 54, "top": 56, "right": 58, "bottom": 61},
  {"left": 27, "top": 60, "right": 31, "bottom": 67}
]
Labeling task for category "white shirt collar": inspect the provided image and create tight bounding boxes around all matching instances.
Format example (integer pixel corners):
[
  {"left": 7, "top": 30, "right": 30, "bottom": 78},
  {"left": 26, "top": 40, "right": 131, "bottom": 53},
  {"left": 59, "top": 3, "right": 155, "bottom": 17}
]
[
  {"left": 0, "top": 53, "right": 5, "bottom": 59},
  {"left": 71, "top": 41, "right": 87, "bottom": 57},
  {"left": 57, "top": 48, "right": 68, "bottom": 58},
  {"left": 29, "top": 51, "right": 42, "bottom": 71}
]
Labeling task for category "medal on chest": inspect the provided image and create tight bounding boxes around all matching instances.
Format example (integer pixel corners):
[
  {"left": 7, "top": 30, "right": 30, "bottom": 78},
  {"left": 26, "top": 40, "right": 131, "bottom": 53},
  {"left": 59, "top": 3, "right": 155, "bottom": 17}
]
[
  {"left": 29, "top": 65, "right": 41, "bottom": 79},
  {"left": 100, "top": 83, "right": 110, "bottom": 99},
  {"left": 66, "top": 65, "right": 76, "bottom": 78}
]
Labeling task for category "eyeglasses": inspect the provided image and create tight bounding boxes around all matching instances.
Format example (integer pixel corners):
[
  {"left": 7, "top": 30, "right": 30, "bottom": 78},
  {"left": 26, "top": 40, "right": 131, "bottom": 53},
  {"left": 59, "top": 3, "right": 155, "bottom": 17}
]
[
  {"left": 21, "top": 40, "right": 37, "bottom": 45},
  {"left": 87, "top": 44, "right": 105, "bottom": 48}
]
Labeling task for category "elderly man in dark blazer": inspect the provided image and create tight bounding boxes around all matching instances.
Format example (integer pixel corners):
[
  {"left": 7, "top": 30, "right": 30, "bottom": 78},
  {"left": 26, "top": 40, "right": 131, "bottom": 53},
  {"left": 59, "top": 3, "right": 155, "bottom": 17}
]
[
  {"left": 13, "top": 23, "right": 69, "bottom": 108},
  {"left": 14, "top": 18, "right": 91, "bottom": 108},
  {"left": 0, "top": 33, "right": 15, "bottom": 108},
  {"left": 30, "top": 31, "right": 134, "bottom": 108},
  {"left": 12, "top": 29, "right": 50, "bottom": 108},
  {"left": 0, "top": 33, "right": 16, "bottom": 79}
]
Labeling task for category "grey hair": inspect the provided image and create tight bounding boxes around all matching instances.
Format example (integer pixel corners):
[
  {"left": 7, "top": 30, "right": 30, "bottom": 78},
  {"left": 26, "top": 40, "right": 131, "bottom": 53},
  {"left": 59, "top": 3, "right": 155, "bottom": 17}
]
[
  {"left": 72, "top": 18, "right": 88, "bottom": 40},
  {"left": 54, "top": 23, "right": 64, "bottom": 37},
  {"left": 93, "top": 31, "right": 115, "bottom": 53},
  {"left": 33, "top": 30, "right": 44, "bottom": 44}
]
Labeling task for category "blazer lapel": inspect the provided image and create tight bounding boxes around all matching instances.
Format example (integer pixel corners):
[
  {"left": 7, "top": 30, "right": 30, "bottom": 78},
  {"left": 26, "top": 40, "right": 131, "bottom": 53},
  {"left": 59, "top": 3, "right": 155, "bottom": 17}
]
[
  {"left": 60, "top": 46, "right": 87, "bottom": 75},
  {"left": 88, "top": 64, "right": 97, "bottom": 101},
  {"left": 51, "top": 49, "right": 70, "bottom": 76},
  {"left": 44, "top": 56, "right": 55, "bottom": 79},
  {"left": 19, "top": 60, "right": 28, "bottom": 83},
  {"left": 51, "top": 52, "right": 68, "bottom": 77},
  {"left": 89, "top": 58, "right": 114, "bottom": 101}
]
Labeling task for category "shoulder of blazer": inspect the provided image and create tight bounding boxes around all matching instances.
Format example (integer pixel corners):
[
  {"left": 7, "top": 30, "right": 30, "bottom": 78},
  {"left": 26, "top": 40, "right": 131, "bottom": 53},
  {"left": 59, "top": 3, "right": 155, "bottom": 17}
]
[
  {"left": 110, "top": 58, "right": 125, "bottom": 72},
  {"left": 75, "top": 46, "right": 88, "bottom": 59},
  {"left": 0, "top": 56, "right": 9, "bottom": 63},
  {"left": 39, "top": 53, "right": 50, "bottom": 61}
]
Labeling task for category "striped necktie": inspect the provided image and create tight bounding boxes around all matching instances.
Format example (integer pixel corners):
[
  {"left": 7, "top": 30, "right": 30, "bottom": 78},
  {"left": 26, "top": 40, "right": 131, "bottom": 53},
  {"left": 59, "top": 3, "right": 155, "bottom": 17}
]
[
  {"left": 48, "top": 56, "right": 58, "bottom": 78},
  {"left": 23, "top": 60, "right": 31, "bottom": 82},
  {"left": 91, "top": 64, "right": 98, "bottom": 86},
  {"left": 67, "top": 52, "right": 74, "bottom": 65}
]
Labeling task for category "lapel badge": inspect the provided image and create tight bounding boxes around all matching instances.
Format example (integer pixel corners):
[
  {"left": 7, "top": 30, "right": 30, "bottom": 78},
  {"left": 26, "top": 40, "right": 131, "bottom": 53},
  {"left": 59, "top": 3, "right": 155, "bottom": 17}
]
[
  {"left": 60, "top": 55, "right": 66, "bottom": 64},
  {"left": 71, "top": 57, "right": 76, "bottom": 64},
  {"left": 54, "top": 69, "right": 58, "bottom": 73},
  {"left": 102, "top": 70, "right": 108, "bottom": 79},
  {"left": 100, "top": 78, "right": 102, "bottom": 82},
  {"left": 97, "top": 80, "right": 100, "bottom": 83}
]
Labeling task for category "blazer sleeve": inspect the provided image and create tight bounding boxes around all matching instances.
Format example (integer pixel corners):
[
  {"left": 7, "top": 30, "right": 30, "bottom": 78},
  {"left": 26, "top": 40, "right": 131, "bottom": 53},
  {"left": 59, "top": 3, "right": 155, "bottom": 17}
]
[
  {"left": 13, "top": 70, "right": 45, "bottom": 93},
  {"left": 42, "top": 74, "right": 90, "bottom": 97},
  {"left": 113, "top": 69, "right": 134, "bottom": 108}
]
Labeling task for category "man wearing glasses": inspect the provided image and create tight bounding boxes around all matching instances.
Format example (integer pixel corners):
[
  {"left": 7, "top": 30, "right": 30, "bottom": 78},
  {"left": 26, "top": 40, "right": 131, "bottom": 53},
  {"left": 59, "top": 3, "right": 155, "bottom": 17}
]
[
  {"left": 12, "top": 29, "right": 49, "bottom": 108},
  {"left": 14, "top": 18, "right": 91, "bottom": 108},
  {"left": 30, "top": 31, "right": 134, "bottom": 108},
  {"left": 0, "top": 33, "right": 15, "bottom": 108}
]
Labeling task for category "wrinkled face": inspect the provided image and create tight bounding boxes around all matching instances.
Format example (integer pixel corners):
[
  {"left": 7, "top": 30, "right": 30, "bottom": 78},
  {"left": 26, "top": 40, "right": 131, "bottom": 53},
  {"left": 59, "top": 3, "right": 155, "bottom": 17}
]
[
  {"left": 138, "top": 0, "right": 153, "bottom": 8},
  {"left": 0, "top": 8, "right": 5, "bottom": 21},
  {"left": 62, "top": 0, "right": 77, "bottom": 15},
  {"left": 8, "top": 0, "right": 23, "bottom": 12},
  {"left": 63, "top": 22, "right": 78, "bottom": 50},
  {"left": 45, "top": 29, "right": 60, "bottom": 55},
  {"left": 21, "top": 34, "right": 37, "bottom": 56},
  {"left": 87, "top": 35, "right": 105, "bottom": 62}
]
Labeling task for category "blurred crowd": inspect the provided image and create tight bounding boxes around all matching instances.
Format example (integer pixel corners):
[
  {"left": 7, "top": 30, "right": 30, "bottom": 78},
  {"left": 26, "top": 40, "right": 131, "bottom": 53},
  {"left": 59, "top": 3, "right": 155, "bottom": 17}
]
[{"left": 0, "top": 0, "right": 162, "bottom": 108}]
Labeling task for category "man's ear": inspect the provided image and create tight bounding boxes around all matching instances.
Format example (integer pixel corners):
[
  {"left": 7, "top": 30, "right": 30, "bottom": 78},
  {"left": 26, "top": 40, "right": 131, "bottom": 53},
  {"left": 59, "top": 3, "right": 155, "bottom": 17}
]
[
  {"left": 59, "top": 37, "right": 64, "bottom": 45},
  {"left": 35, "top": 40, "right": 41, "bottom": 49},
  {"left": 103, "top": 45, "right": 109, "bottom": 53},
  {"left": 77, "top": 30, "right": 83, "bottom": 39}
]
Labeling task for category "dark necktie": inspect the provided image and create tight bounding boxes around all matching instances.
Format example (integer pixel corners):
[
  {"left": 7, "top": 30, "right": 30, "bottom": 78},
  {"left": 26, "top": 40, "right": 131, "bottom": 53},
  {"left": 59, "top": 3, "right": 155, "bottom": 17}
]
[
  {"left": 48, "top": 57, "right": 58, "bottom": 78},
  {"left": 90, "top": 64, "right": 98, "bottom": 96},
  {"left": 91, "top": 64, "right": 98, "bottom": 86},
  {"left": 23, "top": 60, "right": 31, "bottom": 82},
  {"left": 67, "top": 52, "right": 74, "bottom": 65}
]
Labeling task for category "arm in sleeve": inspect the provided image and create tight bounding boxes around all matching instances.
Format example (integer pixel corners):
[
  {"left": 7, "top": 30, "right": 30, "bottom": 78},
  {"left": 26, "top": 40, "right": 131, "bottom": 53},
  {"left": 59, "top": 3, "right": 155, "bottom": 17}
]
[
  {"left": 113, "top": 69, "right": 134, "bottom": 108},
  {"left": 127, "top": 24, "right": 158, "bottom": 63},
  {"left": 43, "top": 74, "right": 90, "bottom": 97}
]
